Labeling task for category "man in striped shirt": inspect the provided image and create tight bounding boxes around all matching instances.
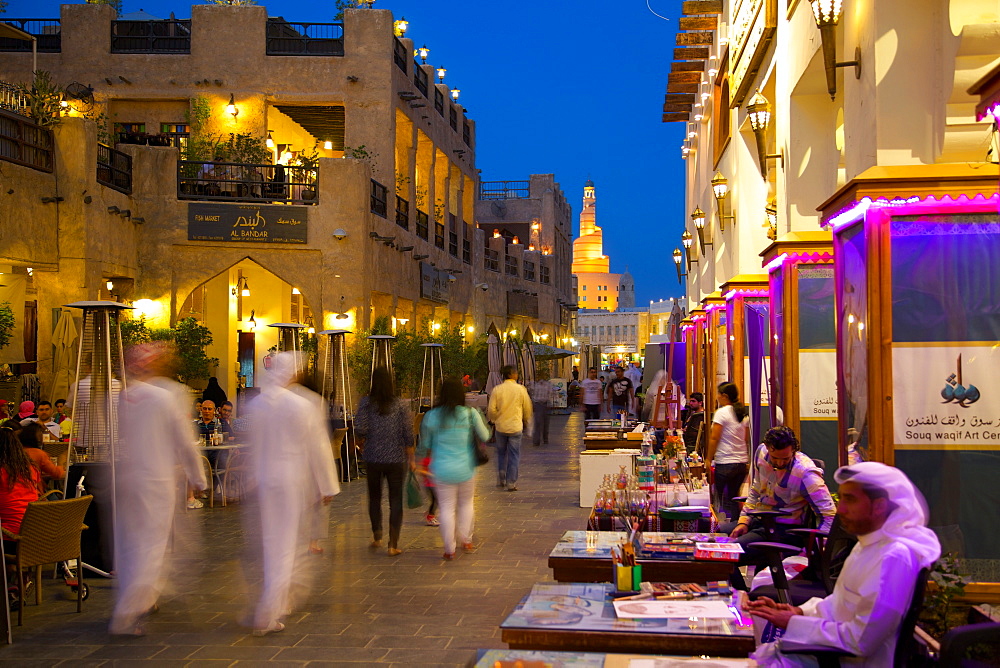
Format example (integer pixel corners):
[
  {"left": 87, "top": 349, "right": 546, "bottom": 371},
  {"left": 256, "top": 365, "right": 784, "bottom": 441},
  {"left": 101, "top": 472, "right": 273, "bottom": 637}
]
[{"left": 725, "top": 426, "right": 836, "bottom": 586}]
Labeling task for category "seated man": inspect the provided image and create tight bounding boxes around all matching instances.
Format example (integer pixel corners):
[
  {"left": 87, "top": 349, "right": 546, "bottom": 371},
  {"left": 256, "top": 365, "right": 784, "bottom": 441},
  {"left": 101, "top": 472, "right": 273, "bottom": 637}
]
[
  {"left": 218, "top": 401, "right": 235, "bottom": 441},
  {"left": 728, "top": 426, "right": 835, "bottom": 541},
  {"left": 20, "top": 400, "right": 61, "bottom": 440},
  {"left": 745, "top": 461, "right": 941, "bottom": 666}
]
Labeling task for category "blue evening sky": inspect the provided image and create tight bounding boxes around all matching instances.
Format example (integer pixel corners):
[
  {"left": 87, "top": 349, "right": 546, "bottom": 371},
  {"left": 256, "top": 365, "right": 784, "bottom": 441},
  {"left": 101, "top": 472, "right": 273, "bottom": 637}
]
[{"left": 5, "top": 0, "right": 688, "bottom": 305}]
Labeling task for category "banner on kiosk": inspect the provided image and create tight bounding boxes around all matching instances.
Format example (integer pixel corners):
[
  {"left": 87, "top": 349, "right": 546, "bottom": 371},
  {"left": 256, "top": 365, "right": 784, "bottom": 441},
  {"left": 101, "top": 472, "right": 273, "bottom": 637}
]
[{"left": 893, "top": 344, "right": 1000, "bottom": 449}]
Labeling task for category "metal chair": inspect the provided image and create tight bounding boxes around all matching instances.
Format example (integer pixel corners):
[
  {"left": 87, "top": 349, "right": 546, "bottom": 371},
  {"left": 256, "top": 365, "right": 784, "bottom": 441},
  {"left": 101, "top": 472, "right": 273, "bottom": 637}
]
[
  {"left": 221, "top": 450, "right": 252, "bottom": 504},
  {"left": 1, "top": 495, "right": 92, "bottom": 626}
]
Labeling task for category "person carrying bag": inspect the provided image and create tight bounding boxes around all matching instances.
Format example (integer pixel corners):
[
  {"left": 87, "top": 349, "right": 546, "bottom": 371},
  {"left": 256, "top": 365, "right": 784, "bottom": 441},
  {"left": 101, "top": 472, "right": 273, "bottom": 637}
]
[{"left": 418, "top": 378, "right": 492, "bottom": 561}]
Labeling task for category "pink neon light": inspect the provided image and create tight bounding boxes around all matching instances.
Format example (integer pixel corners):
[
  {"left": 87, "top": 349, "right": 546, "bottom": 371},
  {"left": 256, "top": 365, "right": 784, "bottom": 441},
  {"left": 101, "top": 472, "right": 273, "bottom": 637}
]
[
  {"left": 764, "top": 251, "right": 834, "bottom": 273},
  {"left": 704, "top": 303, "right": 726, "bottom": 313},
  {"left": 764, "top": 253, "right": 788, "bottom": 273},
  {"left": 976, "top": 100, "right": 1000, "bottom": 123},
  {"left": 825, "top": 192, "right": 1000, "bottom": 233}
]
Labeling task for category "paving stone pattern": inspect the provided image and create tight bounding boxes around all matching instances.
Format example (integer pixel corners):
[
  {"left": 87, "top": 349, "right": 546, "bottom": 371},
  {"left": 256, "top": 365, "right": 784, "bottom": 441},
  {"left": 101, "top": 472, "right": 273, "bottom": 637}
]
[{"left": 4, "top": 412, "right": 590, "bottom": 666}]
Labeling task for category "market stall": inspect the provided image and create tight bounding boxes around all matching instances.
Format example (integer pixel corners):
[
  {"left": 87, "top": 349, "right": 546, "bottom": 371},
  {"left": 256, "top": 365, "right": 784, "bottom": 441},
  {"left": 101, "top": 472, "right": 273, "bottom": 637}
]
[
  {"left": 760, "top": 231, "right": 837, "bottom": 480},
  {"left": 720, "top": 274, "right": 770, "bottom": 447},
  {"left": 819, "top": 163, "right": 1000, "bottom": 580}
]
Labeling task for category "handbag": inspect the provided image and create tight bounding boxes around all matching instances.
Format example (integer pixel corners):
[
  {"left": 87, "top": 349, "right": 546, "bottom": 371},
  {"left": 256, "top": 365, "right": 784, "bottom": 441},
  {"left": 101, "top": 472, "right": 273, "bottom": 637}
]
[
  {"left": 468, "top": 407, "right": 489, "bottom": 466},
  {"left": 405, "top": 470, "right": 423, "bottom": 509}
]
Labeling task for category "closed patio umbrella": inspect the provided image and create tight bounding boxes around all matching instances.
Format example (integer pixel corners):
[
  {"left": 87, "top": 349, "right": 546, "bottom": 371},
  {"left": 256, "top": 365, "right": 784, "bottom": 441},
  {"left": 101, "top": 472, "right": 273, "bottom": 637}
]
[
  {"left": 49, "top": 309, "right": 78, "bottom": 403},
  {"left": 485, "top": 333, "right": 502, "bottom": 395},
  {"left": 503, "top": 336, "right": 520, "bottom": 379}
]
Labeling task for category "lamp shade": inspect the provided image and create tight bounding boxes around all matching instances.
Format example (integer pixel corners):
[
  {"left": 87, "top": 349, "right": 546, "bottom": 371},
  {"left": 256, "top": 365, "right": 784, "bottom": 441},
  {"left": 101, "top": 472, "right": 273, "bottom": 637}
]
[
  {"left": 692, "top": 207, "right": 706, "bottom": 230},
  {"left": 672, "top": 248, "right": 683, "bottom": 265},
  {"left": 681, "top": 230, "right": 693, "bottom": 249},
  {"left": 436, "top": 66, "right": 446, "bottom": 81},
  {"left": 747, "top": 91, "right": 771, "bottom": 132},
  {"left": 417, "top": 44, "right": 429, "bottom": 62},
  {"left": 711, "top": 172, "right": 729, "bottom": 200},
  {"left": 810, "top": 0, "right": 842, "bottom": 27}
]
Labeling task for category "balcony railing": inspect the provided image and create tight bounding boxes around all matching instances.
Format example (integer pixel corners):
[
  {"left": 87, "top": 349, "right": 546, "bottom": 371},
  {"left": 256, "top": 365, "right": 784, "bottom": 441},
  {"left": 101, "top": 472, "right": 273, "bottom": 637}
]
[
  {"left": 505, "top": 255, "right": 518, "bottom": 277},
  {"left": 0, "top": 81, "right": 29, "bottom": 117},
  {"left": 393, "top": 37, "right": 407, "bottom": 73},
  {"left": 540, "top": 265, "right": 551, "bottom": 285},
  {"left": 449, "top": 231, "right": 458, "bottom": 257},
  {"left": 395, "top": 195, "right": 409, "bottom": 229},
  {"left": 177, "top": 160, "right": 317, "bottom": 205},
  {"left": 434, "top": 221, "right": 445, "bottom": 249},
  {"left": 485, "top": 248, "right": 499, "bottom": 273},
  {"left": 416, "top": 209, "right": 428, "bottom": 240},
  {"left": 449, "top": 106, "right": 457, "bottom": 131},
  {"left": 370, "top": 178, "right": 387, "bottom": 217},
  {"left": 414, "top": 63, "right": 428, "bottom": 97},
  {"left": 524, "top": 260, "right": 536, "bottom": 282},
  {"left": 111, "top": 19, "right": 191, "bottom": 53},
  {"left": 97, "top": 143, "right": 132, "bottom": 194},
  {"left": 434, "top": 88, "right": 444, "bottom": 115},
  {"left": 266, "top": 20, "right": 344, "bottom": 56},
  {"left": 0, "top": 109, "right": 53, "bottom": 172},
  {"left": 479, "top": 180, "right": 530, "bottom": 200},
  {"left": 463, "top": 121, "right": 471, "bottom": 147},
  {"left": 462, "top": 238, "right": 471, "bottom": 264},
  {"left": 0, "top": 20, "right": 61, "bottom": 52}
]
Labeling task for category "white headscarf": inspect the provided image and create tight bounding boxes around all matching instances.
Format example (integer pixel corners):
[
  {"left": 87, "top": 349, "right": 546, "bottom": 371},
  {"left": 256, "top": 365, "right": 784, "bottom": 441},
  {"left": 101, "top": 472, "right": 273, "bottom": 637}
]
[
  {"left": 834, "top": 461, "right": 941, "bottom": 567},
  {"left": 262, "top": 351, "right": 302, "bottom": 390}
]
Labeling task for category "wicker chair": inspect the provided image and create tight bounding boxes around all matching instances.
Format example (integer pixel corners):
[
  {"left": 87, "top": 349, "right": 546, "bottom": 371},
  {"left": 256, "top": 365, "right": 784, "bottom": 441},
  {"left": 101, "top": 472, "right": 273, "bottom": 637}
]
[{"left": 1, "top": 495, "right": 92, "bottom": 626}]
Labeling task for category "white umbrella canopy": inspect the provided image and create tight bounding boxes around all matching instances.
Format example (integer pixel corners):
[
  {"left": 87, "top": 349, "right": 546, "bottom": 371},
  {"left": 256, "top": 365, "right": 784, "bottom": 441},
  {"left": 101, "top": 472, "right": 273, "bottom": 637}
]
[
  {"left": 49, "top": 309, "right": 78, "bottom": 403},
  {"left": 503, "top": 336, "right": 520, "bottom": 377},
  {"left": 485, "top": 333, "right": 502, "bottom": 394},
  {"left": 520, "top": 337, "right": 536, "bottom": 384},
  {"left": 529, "top": 343, "right": 576, "bottom": 360}
]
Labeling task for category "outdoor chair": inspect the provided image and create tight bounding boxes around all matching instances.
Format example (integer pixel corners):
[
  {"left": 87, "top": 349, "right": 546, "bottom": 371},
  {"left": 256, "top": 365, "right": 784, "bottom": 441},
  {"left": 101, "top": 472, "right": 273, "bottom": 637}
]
[
  {"left": 1, "top": 495, "right": 92, "bottom": 626},
  {"left": 330, "top": 428, "right": 347, "bottom": 480},
  {"left": 939, "top": 622, "right": 1000, "bottom": 667},
  {"left": 221, "top": 450, "right": 252, "bottom": 505},
  {"left": 199, "top": 455, "right": 214, "bottom": 508},
  {"left": 779, "top": 566, "right": 930, "bottom": 667}
]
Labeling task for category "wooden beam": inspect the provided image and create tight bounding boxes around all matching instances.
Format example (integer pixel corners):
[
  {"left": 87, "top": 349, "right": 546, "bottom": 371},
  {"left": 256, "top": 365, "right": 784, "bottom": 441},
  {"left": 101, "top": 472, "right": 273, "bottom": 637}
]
[
  {"left": 665, "top": 93, "right": 696, "bottom": 104},
  {"left": 676, "top": 32, "right": 714, "bottom": 46},
  {"left": 678, "top": 16, "right": 718, "bottom": 30},
  {"left": 662, "top": 112, "right": 691, "bottom": 123},
  {"left": 671, "top": 61, "right": 705, "bottom": 73},
  {"left": 667, "top": 82, "right": 699, "bottom": 94},
  {"left": 674, "top": 47, "right": 710, "bottom": 60},
  {"left": 668, "top": 71, "right": 702, "bottom": 84},
  {"left": 663, "top": 102, "right": 693, "bottom": 113},
  {"left": 682, "top": 0, "right": 722, "bottom": 14}
]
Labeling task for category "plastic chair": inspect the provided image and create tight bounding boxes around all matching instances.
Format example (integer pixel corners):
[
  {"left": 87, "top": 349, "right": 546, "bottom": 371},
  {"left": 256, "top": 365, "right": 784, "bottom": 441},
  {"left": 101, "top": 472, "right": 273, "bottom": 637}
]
[
  {"left": 1, "top": 495, "right": 92, "bottom": 626},
  {"left": 780, "top": 566, "right": 930, "bottom": 667}
]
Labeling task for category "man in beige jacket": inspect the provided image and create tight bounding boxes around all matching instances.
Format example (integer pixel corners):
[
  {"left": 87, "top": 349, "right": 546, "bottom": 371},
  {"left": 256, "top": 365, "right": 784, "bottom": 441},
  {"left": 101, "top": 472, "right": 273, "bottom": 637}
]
[{"left": 487, "top": 365, "right": 533, "bottom": 491}]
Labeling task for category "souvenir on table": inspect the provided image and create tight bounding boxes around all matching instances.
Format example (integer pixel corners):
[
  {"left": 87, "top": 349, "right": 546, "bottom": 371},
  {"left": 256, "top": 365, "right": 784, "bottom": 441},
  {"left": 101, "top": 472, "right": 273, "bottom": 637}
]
[{"left": 694, "top": 543, "right": 744, "bottom": 562}]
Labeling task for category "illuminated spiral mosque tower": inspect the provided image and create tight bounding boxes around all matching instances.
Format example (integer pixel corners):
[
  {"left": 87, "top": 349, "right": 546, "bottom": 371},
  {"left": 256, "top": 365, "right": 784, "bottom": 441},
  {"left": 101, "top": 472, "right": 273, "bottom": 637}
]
[{"left": 572, "top": 180, "right": 622, "bottom": 310}]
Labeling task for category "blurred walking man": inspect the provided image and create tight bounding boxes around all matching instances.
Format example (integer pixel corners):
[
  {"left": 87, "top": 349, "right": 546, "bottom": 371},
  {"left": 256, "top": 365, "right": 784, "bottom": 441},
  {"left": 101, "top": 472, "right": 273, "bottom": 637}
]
[{"left": 488, "top": 365, "right": 532, "bottom": 492}]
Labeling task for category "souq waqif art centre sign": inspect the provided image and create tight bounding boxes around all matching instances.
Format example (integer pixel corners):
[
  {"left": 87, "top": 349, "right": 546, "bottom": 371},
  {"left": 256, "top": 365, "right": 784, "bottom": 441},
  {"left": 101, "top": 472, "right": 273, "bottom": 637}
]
[{"left": 187, "top": 203, "right": 308, "bottom": 244}]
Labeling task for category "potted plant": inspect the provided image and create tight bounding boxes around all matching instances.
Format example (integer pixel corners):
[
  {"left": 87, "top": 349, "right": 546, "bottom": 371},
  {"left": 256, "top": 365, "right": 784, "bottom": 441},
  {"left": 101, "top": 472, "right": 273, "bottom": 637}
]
[
  {"left": 0, "top": 302, "right": 15, "bottom": 352},
  {"left": 293, "top": 144, "right": 320, "bottom": 200}
]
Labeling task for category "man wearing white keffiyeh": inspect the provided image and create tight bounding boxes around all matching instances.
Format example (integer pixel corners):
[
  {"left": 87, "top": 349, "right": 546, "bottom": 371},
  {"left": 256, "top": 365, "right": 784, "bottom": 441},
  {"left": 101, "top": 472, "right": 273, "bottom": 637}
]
[{"left": 745, "top": 461, "right": 941, "bottom": 667}]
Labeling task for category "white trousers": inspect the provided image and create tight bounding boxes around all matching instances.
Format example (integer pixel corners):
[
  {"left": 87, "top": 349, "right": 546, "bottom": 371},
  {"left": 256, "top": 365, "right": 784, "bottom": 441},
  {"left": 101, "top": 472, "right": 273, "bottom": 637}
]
[{"left": 436, "top": 478, "right": 475, "bottom": 554}]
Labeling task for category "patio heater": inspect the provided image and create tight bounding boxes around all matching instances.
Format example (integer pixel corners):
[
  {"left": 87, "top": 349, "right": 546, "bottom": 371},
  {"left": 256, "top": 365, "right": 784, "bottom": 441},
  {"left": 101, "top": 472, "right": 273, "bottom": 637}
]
[
  {"left": 64, "top": 300, "right": 130, "bottom": 578},
  {"left": 417, "top": 343, "right": 444, "bottom": 413},
  {"left": 367, "top": 334, "right": 396, "bottom": 387},
  {"left": 319, "top": 329, "right": 356, "bottom": 481},
  {"left": 268, "top": 322, "right": 307, "bottom": 375}
]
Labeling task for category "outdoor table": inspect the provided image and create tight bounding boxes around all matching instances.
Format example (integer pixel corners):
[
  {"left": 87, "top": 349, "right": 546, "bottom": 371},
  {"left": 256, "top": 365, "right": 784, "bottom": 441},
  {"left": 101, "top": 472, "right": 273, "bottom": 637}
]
[
  {"left": 500, "top": 583, "right": 754, "bottom": 657},
  {"left": 548, "top": 531, "right": 734, "bottom": 584},
  {"left": 474, "top": 649, "right": 750, "bottom": 667},
  {"left": 197, "top": 443, "right": 247, "bottom": 504}
]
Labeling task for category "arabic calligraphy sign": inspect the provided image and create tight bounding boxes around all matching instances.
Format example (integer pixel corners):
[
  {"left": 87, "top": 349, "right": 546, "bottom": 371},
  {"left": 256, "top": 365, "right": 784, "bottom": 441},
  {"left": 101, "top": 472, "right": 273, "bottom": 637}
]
[
  {"left": 893, "top": 345, "right": 1000, "bottom": 449},
  {"left": 728, "top": 0, "right": 777, "bottom": 106},
  {"left": 187, "top": 203, "right": 308, "bottom": 244}
]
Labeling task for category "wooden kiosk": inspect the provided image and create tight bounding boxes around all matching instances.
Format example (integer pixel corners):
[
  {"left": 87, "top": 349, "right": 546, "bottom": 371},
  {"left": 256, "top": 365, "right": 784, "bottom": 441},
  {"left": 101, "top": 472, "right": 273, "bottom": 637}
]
[
  {"left": 700, "top": 292, "right": 727, "bottom": 415},
  {"left": 720, "top": 274, "right": 770, "bottom": 444},
  {"left": 760, "top": 232, "right": 837, "bottom": 480},
  {"left": 819, "top": 163, "right": 1000, "bottom": 580}
]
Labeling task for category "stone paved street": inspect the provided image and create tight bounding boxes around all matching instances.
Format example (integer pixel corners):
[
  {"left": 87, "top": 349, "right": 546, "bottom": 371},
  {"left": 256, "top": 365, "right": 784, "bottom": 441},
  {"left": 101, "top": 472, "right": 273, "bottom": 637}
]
[{"left": 2, "top": 412, "right": 588, "bottom": 666}]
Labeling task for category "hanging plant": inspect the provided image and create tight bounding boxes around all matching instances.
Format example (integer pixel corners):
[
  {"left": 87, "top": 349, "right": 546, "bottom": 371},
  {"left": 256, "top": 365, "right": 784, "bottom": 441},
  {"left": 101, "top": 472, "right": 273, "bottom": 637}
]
[{"left": 0, "top": 302, "right": 15, "bottom": 350}]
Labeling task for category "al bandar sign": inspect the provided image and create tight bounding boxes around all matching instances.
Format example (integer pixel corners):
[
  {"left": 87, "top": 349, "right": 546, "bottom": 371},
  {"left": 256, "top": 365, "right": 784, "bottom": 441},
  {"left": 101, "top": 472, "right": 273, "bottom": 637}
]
[{"left": 187, "top": 203, "right": 308, "bottom": 244}]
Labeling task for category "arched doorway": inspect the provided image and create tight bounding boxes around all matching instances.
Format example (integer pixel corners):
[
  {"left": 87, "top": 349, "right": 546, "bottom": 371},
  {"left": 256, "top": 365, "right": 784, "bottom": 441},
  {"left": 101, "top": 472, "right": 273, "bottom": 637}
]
[{"left": 177, "top": 258, "right": 314, "bottom": 408}]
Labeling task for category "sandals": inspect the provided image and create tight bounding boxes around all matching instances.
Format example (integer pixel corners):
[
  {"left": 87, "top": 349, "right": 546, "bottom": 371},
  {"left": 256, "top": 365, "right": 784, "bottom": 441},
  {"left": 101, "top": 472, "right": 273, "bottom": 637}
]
[{"left": 252, "top": 621, "right": 285, "bottom": 637}]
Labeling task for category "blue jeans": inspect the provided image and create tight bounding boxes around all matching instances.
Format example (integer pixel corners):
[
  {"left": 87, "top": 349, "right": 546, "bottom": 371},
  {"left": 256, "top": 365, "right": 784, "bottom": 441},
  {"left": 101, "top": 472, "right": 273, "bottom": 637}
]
[{"left": 495, "top": 431, "right": 522, "bottom": 485}]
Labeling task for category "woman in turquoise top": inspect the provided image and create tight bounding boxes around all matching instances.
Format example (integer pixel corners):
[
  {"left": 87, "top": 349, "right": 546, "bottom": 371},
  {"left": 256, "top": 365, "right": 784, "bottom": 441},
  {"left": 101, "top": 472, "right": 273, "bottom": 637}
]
[{"left": 418, "top": 378, "right": 491, "bottom": 560}]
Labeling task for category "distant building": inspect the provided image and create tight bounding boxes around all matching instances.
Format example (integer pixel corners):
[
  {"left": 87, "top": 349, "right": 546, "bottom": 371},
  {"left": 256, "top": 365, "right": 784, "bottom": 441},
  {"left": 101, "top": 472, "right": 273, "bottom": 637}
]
[
  {"left": 648, "top": 298, "right": 688, "bottom": 343},
  {"left": 577, "top": 308, "right": 649, "bottom": 368}
]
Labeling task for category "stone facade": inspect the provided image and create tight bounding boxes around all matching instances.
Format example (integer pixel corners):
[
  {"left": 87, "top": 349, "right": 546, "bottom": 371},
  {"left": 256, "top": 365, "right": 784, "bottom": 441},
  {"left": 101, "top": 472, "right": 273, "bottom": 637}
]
[{"left": 0, "top": 5, "right": 573, "bottom": 401}]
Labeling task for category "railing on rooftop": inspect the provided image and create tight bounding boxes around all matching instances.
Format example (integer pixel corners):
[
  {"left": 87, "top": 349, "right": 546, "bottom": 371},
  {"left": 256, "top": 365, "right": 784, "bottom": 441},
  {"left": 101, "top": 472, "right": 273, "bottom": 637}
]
[
  {"left": 111, "top": 19, "right": 191, "bottom": 53},
  {"left": 0, "top": 109, "right": 54, "bottom": 173},
  {"left": 479, "top": 180, "right": 530, "bottom": 200},
  {"left": 177, "top": 160, "right": 318, "bottom": 205},
  {"left": 97, "top": 143, "right": 132, "bottom": 194},
  {"left": 485, "top": 248, "right": 499, "bottom": 273},
  {"left": 0, "top": 81, "right": 29, "bottom": 117},
  {"left": 392, "top": 37, "right": 407, "bottom": 73},
  {"left": 413, "top": 63, "right": 428, "bottom": 97},
  {"left": 0, "top": 20, "right": 61, "bottom": 52},
  {"left": 370, "top": 179, "right": 387, "bottom": 217},
  {"left": 266, "top": 20, "right": 344, "bottom": 56}
]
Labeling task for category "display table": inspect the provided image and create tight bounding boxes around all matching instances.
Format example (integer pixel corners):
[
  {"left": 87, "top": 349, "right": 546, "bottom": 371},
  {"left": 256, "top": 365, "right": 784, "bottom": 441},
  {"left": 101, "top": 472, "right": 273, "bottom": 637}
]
[
  {"left": 548, "top": 531, "right": 734, "bottom": 584},
  {"left": 579, "top": 450, "right": 640, "bottom": 507},
  {"left": 583, "top": 436, "right": 636, "bottom": 451},
  {"left": 500, "top": 583, "right": 754, "bottom": 657},
  {"left": 474, "top": 649, "right": 750, "bottom": 667}
]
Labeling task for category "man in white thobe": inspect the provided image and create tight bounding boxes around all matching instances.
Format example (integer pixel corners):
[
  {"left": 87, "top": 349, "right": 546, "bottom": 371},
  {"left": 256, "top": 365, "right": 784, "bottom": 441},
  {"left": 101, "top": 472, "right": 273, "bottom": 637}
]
[
  {"left": 247, "top": 352, "right": 339, "bottom": 635},
  {"left": 745, "top": 461, "right": 941, "bottom": 667},
  {"left": 111, "top": 342, "right": 207, "bottom": 635}
]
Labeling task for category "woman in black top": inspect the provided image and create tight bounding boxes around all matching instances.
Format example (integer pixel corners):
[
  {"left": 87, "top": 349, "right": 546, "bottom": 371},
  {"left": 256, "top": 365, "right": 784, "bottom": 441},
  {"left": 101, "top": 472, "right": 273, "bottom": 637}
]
[
  {"left": 201, "top": 377, "right": 227, "bottom": 410},
  {"left": 354, "top": 367, "right": 414, "bottom": 557}
]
